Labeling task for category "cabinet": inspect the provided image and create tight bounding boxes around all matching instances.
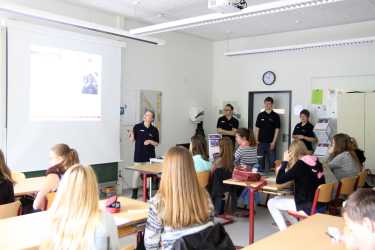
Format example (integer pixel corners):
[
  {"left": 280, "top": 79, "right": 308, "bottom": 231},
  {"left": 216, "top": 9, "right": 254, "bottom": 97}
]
[
  {"left": 337, "top": 92, "right": 374, "bottom": 170},
  {"left": 365, "top": 93, "right": 375, "bottom": 170}
]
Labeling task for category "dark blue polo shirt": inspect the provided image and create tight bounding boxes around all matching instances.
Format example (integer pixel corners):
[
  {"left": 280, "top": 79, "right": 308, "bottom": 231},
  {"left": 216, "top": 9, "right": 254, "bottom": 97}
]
[
  {"left": 133, "top": 122, "right": 159, "bottom": 163},
  {"left": 217, "top": 116, "right": 239, "bottom": 145},
  {"left": 255, "top": 111, "right": 281, "bottom": 143},
  {"left": 293, "top": 122, "right": 316, "bottom": 151}
]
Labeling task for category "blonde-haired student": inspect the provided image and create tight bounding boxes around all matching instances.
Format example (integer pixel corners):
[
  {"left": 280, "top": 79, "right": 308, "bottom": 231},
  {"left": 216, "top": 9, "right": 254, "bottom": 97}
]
[
  {"left": 33, "top": 143, "right": 80, "bottom": 210},
  {"left": 268, "top": 140, "right": 325, "bottom": 231},
  {"left": 144, "top": 146, "right": 214, "bottom": 250},
  {"left": 41, "top": 164, "right": 119, "bottom": 250}
]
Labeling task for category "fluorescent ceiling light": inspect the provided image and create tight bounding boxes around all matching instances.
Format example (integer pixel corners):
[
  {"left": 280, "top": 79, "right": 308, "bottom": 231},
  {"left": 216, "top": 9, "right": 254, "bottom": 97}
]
[
  {"left": 0, "top": 3, "right": 164, "bottom": 45},
  {"left": 129, "top": 0, "right": 344, "bottom": 36},
  {"left": 224, "top": 36, "right": 375, "bottom": 56}
]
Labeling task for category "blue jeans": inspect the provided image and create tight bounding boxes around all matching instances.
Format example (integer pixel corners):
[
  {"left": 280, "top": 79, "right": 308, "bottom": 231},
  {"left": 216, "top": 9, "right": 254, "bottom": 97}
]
[{"left": 258, "top": 143, "right": 276, "bottom": 172}]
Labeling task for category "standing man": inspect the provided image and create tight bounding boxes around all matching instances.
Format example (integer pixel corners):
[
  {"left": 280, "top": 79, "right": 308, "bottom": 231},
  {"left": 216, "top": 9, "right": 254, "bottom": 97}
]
[
  {"left": 217, "top": 104, "right": 239, "bottom": 147},
  {"left": 292, "top": 109, "right": 317, "bottom": 152},
  {"left": 128, "top": 110, "right": 159, "bottom": 199},
  {"left": 255, "top": 97, "right": 280, "bottom": 172}
]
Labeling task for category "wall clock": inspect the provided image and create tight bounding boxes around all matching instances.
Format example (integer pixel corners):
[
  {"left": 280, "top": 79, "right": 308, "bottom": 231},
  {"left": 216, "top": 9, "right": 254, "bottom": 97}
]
[{"left": 262, "top": 71, "right": 276, "bottom": 85}]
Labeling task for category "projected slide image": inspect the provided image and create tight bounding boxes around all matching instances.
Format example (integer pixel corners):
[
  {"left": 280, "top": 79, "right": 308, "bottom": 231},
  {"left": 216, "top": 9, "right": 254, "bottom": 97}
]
[{"left": 30, "top": 45, "right": 102, "bottom": 120}]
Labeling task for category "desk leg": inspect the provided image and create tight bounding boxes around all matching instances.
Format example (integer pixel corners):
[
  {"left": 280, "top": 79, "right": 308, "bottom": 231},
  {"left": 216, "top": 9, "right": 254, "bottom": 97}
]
[
  {"left": 248, "top": 189, "right": 255, "bottom": 244},
  {"left": 143, "top": 173, "right": 148, "bottom": 202},
  {"left": 149, "top": 177, "right": 153, "bottom": 199}
]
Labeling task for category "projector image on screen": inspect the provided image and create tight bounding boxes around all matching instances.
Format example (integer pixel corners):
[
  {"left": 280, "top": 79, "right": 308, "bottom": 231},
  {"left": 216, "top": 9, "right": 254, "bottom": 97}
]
[{"left": 30, "top": 45, "right": 102, "bottom": 121}]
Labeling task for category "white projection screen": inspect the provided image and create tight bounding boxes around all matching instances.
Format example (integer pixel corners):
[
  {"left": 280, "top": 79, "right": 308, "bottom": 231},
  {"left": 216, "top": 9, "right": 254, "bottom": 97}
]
[{"left": 6, "top": 21, "right": 122, "bottom": 172}]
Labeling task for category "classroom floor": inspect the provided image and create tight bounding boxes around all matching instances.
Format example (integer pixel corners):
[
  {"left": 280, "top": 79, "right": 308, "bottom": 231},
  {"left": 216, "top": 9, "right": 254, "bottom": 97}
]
[{"left": 119, "top": 189, "right": 278, "bottom": 248}]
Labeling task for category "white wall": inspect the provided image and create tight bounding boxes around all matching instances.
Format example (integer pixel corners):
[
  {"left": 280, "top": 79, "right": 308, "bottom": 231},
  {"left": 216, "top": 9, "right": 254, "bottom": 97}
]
[
  {"left": 1, "top": 0, "right": 213, "bottom": 182},
  {"left": 211, "top": 20, "right": 375, "bottom": 130}
]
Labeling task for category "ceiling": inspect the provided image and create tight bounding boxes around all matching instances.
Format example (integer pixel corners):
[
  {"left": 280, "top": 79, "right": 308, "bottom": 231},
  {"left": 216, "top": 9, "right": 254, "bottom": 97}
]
[{"left": 61, "top": 0, "right": 375, "bottom": 41}]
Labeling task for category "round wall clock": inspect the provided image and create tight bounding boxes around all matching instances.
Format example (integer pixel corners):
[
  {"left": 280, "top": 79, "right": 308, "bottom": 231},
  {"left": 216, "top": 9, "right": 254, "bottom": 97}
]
[{"left": 262, "top": 71, "right": 276, "bottom": 85}]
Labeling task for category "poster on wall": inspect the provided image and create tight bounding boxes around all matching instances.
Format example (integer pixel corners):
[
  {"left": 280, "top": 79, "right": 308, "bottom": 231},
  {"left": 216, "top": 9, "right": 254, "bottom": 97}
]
[
  {"left": 208, "top": 134, "right": 222, "bottom": 162},
  {"left": 140, "top": 90, "right": 162, "bottom": 130},
  {"left": 218, "top": 101, "right": 241, "bottom": 120}
]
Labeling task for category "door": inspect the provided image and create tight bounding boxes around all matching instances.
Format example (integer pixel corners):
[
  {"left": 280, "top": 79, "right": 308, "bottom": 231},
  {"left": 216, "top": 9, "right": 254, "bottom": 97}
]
[{"left": 249, "top": 91, "right": 292, "bottom": 161}]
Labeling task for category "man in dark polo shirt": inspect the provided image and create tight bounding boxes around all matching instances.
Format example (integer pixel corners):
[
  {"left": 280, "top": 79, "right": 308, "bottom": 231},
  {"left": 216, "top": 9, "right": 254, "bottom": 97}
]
[
  {"left": 217, "top": 104, "right": 239, "bottom": 147},
  {"left": 292, "top": 109, "right": 317, "bottom": 152},
  {"left": 129, "top": 110, "right": 159, "bottom": 199},
  {"left": 255, "top": 97, "right": 280, "bottom": 172}
]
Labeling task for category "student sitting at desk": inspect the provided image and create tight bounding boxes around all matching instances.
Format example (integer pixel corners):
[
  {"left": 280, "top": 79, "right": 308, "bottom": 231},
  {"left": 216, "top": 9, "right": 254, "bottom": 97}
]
[
  {"left": 210, "top": 137, "right": 236, "bottom": 215},
  {"left": 327, "top": 133, "right": 361, "bottom": 181},
  {"left": 342, "top": 188, "right": 375, "bottom": 250},
  {"left": 190, "top": 135, "right": 212, "bottom": 172},
  {"left": 33, "top": 144, "right": 79, "bottom": 210},
  {"left": 0, "top": 149, "right": 15, "bottom": 205},
  {"left": 144, "top": 146, "right": 214, "bottom": 250},
  {"left": 234, "top": 128, "right": 258, "bottom": 170},
  {"left": 268, "top": 140, "right": 325, "bottom": 231},
  {"left": 41, "top": 164, "right": 119, "bottom": 250}
]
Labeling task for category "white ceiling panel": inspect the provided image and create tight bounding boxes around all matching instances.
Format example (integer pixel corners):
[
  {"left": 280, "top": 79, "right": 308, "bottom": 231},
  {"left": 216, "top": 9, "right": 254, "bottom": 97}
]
[{"left": 60, "top": 0, "right": 375, "bottom": 40}]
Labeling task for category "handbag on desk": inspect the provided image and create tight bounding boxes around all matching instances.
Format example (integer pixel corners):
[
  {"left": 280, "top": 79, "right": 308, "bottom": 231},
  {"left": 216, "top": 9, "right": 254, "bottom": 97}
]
[{"left": 232, "top": 167, "right": 261, "bottom": 182}]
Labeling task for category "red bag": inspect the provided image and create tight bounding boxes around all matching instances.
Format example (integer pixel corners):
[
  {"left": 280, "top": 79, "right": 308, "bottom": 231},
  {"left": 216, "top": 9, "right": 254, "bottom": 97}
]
[
  {"left": 106, "top": 195, "right": 121, "bottom": 213},
  {"left": 232, "top": 167, "right": 261, "bottom": 182}
]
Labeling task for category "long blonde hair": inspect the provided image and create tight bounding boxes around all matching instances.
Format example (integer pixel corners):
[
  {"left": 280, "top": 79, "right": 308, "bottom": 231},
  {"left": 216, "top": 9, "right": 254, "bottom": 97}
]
[
  {"left": 41, "top": 164, "right": 101, "bottom": 250},
  {"left": 158, "top": 146, "right": 211, "bottom": 229},
  {"left": 288, "top": 140, "right": 309, "bottom": 168}
]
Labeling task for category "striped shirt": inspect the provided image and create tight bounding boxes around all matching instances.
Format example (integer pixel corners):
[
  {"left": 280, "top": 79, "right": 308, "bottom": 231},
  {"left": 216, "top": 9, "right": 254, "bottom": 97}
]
[
  {"left": 234, "top": 146, "right": 257, "bottom": 168},
  {"left": 144, "top": 194, "right": 214, "bottom": 250}
]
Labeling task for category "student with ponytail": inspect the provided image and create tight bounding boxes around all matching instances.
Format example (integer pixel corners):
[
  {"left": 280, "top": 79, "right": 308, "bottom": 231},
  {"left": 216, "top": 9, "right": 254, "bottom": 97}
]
[{"left": 33, "top": 143, "right": 80, "bottom": 210}]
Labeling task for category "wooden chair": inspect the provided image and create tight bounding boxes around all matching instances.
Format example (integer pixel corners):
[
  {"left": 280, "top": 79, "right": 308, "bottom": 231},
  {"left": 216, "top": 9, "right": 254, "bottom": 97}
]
[
  {"left": 355, "top": 170, "right": 369, "bottom": 189},
  {"left": 45, "top": 192, "right": 56, "bottom": 210},
  {"left": 121, "top": 245, "right": 135, "bottom": 250},
  {"left": 0, "top": 200, "right": 21, "bottom": 219},
  {"left": 197, "top": 171, "right": 210, "bottom": 188},
  {"left": 335, "top": 176, "right": 358, "bottom": 200},
  {"left": 327, "top": 176, "right": 358, "bottom": 215},
  {"left": 274, "top": 160, "right": 282, "bottom": 168},
  {"left": 288, "top": 182, "right": 335, "bottom": 220},
  {"left": 11, "top": 171, "right": 26, "bottom": 183}
]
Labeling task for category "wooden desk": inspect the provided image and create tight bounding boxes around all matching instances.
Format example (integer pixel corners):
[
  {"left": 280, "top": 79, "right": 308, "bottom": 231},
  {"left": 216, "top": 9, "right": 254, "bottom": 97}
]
[
  {"left": 14, "top": 176, "right": 45, "bottom": 196},
  {"left": 242, "top": 214, "right": 345, "bottom": 250},
  {"left": 125, "top": 164, "right": 162, "bottom": 201},
  {"left": 0, "top": 197, "right": 148, "bottom": 250}
]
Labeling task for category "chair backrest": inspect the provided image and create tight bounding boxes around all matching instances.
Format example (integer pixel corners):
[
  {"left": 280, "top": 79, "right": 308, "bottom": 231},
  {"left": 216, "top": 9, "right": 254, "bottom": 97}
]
[
  {"left": 11, "top": 171, "right": 26, "bottom": 183},
  {"left": 356, "top": 170, "right": 369, "bottom": 189},
  {"left": 46, "top": 192, "right": 56, "bottom": 210},
  {"left": 197, "top": 171, "right": 210, "bottom": 188},
  {"left": 0, "top": 200, "right": 21, "bottom": 219},
  {"left": 274, "top": 160, "right": 282, "bottom": 168},
  {"left": 336, "top": 176, "right": 358, "bottom": 199},
  {"left": 310, "top": 182, "right": 335, "bottom": 215}
]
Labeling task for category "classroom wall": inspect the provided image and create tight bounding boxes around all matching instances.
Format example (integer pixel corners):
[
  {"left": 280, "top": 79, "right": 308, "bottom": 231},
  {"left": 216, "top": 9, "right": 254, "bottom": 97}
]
[
  {"left": 210, "top": 20, "right": 375, "bottom": 131},
  {"left": 3, "top": 0, "right": 213, "bottom": 187}
]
